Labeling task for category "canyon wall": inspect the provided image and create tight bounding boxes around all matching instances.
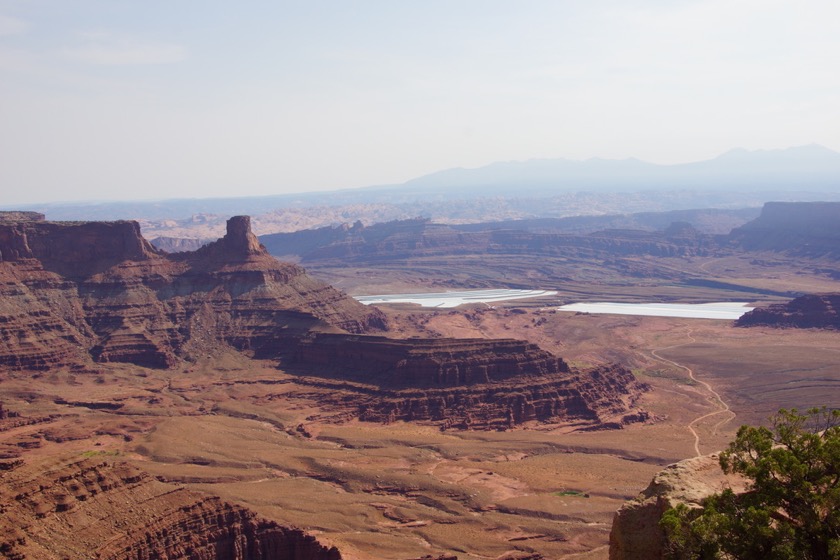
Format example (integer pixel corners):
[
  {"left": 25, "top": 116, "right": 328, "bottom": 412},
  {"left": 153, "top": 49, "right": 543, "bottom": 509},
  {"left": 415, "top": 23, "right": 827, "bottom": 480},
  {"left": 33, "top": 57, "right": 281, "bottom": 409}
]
[
  {"left": 292, "top": 334, "right": 570, "bottom": 388},
  {"left": 0, "top": 457, "right": 342, "bottom": 560},
  {"left": 290, "top": 334, "right": 649, "bottom": 429},
  {"left": 0, "top": 215, "right": 386, "bottom": 370}
]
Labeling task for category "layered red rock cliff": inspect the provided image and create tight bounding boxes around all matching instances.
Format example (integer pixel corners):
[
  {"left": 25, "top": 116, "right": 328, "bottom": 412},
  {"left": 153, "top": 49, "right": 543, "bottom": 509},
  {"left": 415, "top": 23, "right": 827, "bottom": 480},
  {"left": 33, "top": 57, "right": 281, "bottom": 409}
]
[
  {"left": 290, "top": 334, "right": 649, "bottom": 429},
  {"left": 0, "top": 214, "right": 649, "bottom": 430},
  {"left": 0, "top": 457, "right": 341, "bottom": 560},
  {"left": 292, "top": 334, "right": 571, "bottom": 388},
  {"left": 0, "top": 215, "right": 386, "bottom": 370}
]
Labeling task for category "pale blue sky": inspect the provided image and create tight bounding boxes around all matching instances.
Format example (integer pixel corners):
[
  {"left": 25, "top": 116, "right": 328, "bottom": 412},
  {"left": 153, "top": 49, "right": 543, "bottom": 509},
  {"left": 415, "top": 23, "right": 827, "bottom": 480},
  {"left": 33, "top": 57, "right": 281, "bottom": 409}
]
[{"left": 1, "top": 1, "right": 839, "bottom": 204}]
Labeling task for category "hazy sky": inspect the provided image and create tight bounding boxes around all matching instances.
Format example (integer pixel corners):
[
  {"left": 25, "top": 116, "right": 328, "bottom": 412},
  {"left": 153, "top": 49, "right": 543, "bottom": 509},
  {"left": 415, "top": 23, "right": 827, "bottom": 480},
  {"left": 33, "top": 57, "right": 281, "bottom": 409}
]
[{"left": 2, "top": 1, "right": 839, "bottom": 205}]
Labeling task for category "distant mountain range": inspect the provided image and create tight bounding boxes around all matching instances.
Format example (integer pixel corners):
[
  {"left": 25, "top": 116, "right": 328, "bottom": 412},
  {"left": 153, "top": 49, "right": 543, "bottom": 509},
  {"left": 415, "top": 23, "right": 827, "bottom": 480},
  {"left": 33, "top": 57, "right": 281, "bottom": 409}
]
[
  {"left": 6, "top": 145, "right": 840, "bottom": 222},
  {"left": 398, "top": 144, "right": 840, "bottom": 195}
]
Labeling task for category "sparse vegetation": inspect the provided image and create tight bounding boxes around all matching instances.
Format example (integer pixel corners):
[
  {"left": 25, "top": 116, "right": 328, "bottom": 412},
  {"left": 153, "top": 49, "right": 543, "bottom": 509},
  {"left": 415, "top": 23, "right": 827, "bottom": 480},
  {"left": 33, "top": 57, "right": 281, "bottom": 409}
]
[
  {"left": 555, "top": 490, "right": 589, "bottom": 498},
  {"left": 81, "top": 450, "right": 121, "bottom": 458}
]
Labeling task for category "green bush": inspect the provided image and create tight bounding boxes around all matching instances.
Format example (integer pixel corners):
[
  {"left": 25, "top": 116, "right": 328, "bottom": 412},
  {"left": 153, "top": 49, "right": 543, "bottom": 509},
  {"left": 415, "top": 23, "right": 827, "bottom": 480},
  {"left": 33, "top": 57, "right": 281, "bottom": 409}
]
[{"left": 661, "top": 407, "right": 840, "bottom": 560}]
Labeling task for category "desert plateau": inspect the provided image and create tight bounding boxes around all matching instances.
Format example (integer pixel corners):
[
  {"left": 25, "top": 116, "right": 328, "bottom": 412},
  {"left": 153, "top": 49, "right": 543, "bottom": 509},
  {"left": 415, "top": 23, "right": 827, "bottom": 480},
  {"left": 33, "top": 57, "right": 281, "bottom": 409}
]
[
  {"left": 4, "top": 3, "right": 840, "bottom": 556},
  {"left": 1, "top": 198, "right": 838, "bottom": 559}
]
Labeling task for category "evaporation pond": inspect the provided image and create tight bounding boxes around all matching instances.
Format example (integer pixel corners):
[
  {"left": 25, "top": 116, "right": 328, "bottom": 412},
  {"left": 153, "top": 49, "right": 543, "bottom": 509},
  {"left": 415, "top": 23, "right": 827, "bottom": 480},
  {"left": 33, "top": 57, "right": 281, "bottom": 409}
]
[
  {"left": 355, "top": 289, "right": 557, "bottom": 308},
  {"left": 557, "top": 302, "right": 754, "bottom": 320}
]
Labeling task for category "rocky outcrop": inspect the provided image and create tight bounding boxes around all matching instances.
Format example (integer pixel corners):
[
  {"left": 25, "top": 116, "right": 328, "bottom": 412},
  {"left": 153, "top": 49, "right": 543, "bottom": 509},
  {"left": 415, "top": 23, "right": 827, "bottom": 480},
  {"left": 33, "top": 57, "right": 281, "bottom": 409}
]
[
  {"left": 728, "top": 201, "right": 840, "bottom": 258},
  {"left": 290, "top": 335, "right": 649, "bottom": 429},
  {"left": 192, "top": 215, "right": 264, "bottom": 260},
  {"left": 0, "top": 458, "right": 342, "bottom": 560},
  {"left": 356, "top": 364, "right": 648, "bottom": 430},
  {"left": 736, "top": 293, "right": 840, "bottom": 330},
  {"left": 608, "top": 454, "right": 748, "bottom": 560},
  {"left": 0, "top": 216, "right": 385, "bottom": 370}
]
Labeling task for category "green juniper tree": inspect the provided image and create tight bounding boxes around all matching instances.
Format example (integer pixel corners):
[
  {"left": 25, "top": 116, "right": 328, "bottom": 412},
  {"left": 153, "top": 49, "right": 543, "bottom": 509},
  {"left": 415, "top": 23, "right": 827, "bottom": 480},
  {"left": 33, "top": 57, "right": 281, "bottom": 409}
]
[{"left": 660, "top": 407, "right": 840, "bottom": 560}]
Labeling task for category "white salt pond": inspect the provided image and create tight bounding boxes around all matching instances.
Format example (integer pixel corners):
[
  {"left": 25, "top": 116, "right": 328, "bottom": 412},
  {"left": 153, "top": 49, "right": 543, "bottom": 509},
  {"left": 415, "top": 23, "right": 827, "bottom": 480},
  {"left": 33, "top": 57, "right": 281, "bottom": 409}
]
[
  {"left": 355, "top": 289, "right": 558, "bottom": 308},
  {"left": 557, "top": 302, "right": 754, "bottom": 320}
]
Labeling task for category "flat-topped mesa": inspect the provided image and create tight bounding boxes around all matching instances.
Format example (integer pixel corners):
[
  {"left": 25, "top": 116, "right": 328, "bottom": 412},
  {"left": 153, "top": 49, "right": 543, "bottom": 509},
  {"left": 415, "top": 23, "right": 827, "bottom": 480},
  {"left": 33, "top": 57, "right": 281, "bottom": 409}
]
[
  {"left": 727, "top": 201, "right": 840, "bottom": 257},
  {"left": 289, "top": 333, "right": 649, "bottom": 429},
  {"left": 0, "top": 219, "right": 159, "bottom": 273},
  {"left": 293, "top": 334, "right": 569, "bottom": 388},
  {"left": 736, "top": 293, "right": 840, "bottom": 329}
]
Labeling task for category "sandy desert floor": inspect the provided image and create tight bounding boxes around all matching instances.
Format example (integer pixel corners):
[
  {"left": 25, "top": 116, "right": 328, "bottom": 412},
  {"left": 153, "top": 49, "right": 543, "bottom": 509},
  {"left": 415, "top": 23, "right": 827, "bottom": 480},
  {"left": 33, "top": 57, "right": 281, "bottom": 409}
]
[{"left": 3, "top": 295, "right": 838, "bottom": 559}]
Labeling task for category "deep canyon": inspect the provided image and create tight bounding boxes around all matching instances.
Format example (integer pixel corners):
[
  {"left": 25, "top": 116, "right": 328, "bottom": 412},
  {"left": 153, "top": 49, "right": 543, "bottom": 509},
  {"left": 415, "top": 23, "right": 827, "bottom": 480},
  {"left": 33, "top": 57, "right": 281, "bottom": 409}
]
[{"left": 1, "top": 202, "right": 839, "bottom": 559}]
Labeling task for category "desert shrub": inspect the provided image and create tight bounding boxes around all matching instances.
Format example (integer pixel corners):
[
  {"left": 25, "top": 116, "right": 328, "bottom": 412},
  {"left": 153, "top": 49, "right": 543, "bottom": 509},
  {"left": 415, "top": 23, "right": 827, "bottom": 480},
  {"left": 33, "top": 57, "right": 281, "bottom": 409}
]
[{"left": 661, "top": 407, "right": 840, "bottom": 560}]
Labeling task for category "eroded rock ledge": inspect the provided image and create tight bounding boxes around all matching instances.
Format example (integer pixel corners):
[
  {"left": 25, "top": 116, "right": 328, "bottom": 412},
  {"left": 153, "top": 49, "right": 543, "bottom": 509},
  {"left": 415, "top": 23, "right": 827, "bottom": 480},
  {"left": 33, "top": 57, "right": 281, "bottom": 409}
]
[
  {"left": 292, "top": 334, "right": 571, "bottom": 388},
  {"left": 0, "top": 458, "right": 341, "bottom": 560},
  {"left": 0, "top": 215, "right": 385, "bottom": 370},
  {"left": 290, "top": 335, "right": 649, "bottom": 429},
  {"left": 608, "top": 454, "right": 747, "bottom": 560}
]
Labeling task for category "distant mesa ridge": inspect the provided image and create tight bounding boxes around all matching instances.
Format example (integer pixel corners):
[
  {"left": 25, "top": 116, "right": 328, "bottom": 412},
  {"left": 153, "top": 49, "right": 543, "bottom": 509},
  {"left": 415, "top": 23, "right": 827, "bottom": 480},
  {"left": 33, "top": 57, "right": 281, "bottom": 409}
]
[
  {"left": 727, "top": 201, "right": 840, "bottom": 257},
  {"left": 736, "top": 293, "right": 840, "bottom": 330},
  {"left": 254, "top": 202, "right": 840, "bottom": 267},
  {"left": 258, "top": 214, "right": 719, "bottom": 266}
]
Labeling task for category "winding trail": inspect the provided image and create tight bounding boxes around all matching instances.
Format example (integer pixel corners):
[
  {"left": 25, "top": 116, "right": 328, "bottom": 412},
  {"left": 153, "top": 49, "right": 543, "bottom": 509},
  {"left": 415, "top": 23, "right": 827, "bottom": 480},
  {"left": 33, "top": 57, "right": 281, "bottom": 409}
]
[{"left": 649, "top": 329, "right": 735, "bottom": 457}]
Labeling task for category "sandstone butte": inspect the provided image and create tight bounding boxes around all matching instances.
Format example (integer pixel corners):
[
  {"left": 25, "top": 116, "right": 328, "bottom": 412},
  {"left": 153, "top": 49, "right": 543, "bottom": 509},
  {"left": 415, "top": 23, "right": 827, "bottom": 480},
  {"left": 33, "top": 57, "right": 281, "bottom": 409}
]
[{"left": 0, "top": 212, "right": 651, "bottom": 559}]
